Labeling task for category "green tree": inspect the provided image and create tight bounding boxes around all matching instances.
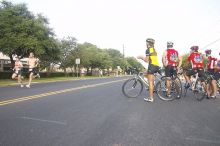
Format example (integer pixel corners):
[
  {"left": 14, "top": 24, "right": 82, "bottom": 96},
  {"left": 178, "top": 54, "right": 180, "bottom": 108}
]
[
  {"left": 105, "top": 49, "right": 124, "bottom": 69},
  {"left": 71, "top": 43, "right": 95, "bottom": 72},
  {"left": 126, "top": 57, "right": 143, "bottom": 70},
  {"left": 39, "top": 38, "right": 60, "bottom": 72},
  {"left": 0, "top": 1, "right": 58, "bottom": 67},
  {"left": 59, "top": 36, "right": 77, "bottom": 75}
]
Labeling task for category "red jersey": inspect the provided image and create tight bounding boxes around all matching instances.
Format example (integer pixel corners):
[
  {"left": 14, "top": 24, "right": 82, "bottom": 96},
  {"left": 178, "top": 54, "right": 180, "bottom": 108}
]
[
  {"left": 188, "top": 52, "right": 204, "bottom": 69},
  {"left": 167, "top": 48, "right": 179, "bottom": 66},
  {"left": 207, "top": 56, "right": 217, "bottom": 69}
]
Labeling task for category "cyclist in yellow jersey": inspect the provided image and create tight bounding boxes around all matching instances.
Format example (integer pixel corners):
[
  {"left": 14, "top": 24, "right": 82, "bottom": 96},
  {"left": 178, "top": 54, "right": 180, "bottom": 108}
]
[{"left": 138, "top": 38, "right": 160, "bottom": 102}]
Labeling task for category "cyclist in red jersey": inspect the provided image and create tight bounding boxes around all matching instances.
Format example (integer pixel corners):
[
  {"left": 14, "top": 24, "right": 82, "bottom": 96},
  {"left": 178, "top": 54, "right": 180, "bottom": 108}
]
[
  {"left": 205, "top": 49, "right": 217, "bottom": 74},
  {"left": 205, "top": 49, "right": 218, "bottom": 98},
  {"left": 184, "top": 46, "right": 210, "bottom": 96},
  {"left": 214, "top": 53, "right": 220, "bottom": 85},
  {"left": 162, "top": 41, "right": 182, "bottom": 97}
]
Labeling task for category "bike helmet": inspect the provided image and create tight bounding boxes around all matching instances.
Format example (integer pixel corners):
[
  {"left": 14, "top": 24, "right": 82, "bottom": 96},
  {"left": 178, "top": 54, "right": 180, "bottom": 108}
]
[
  {"left": 146, "top": 38, "right": 155, "bottom": 45},
  {"left": 190, "top": 46, "right": 199, "bottom": 52},
  {"left": 205, "top": 49, "right": 211, "bottom": 55},
  {"left": 167, "top": 41, "right": 174, "bottom": 48}
]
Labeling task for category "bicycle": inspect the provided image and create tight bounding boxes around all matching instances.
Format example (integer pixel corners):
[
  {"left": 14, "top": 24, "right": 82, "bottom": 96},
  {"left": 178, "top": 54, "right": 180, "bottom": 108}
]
[
  {"left": 183, "top": 69, "right": 207, "bottom": 101},
  {"left": 122, "top": 67, "right": 177, "bottom": 101},
  {"left": 155, "top": 68, "right": 182, "bottom": 100},
  {"left": 217, "top": 79, "right": 220, "bottom": 95}
]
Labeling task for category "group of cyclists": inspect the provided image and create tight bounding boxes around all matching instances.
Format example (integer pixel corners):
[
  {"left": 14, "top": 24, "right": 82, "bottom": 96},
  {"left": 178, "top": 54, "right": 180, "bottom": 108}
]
[
  {"left": 138, "top": 38, "right": 220, "bottom": 102},
  {"left": 11, "top": 52, "right": 40, "bottom": 88}
]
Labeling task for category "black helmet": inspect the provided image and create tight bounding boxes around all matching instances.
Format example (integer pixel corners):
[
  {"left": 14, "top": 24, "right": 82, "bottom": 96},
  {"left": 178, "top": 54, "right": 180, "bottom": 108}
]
[
  {"left": 146, "top": 38, "right": 155, "bottom": 45},
  {"left": 167, "top": 41, "right": 174, "bottom": 48},
  {"left": 190, "top": 46, "right": 199, "bottom": 52},
  {"left": 205, "top": 49, "right": 211, "bottom": 55}
]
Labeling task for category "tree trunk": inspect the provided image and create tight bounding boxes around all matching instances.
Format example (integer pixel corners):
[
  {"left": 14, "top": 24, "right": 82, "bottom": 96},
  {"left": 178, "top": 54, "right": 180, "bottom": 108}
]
[
  {"left": 71, "top": 67, "right": 74, "bottom": 77},
  {"left": 9, "top": 54, "right": 15, "bottom": 69},
  {"left": 91, "top": 67, "right": 93, "bottom": 76},
  {"left": 107, "top": 68, "right": 110, "bottom": 76},
  {"left": 64, "top": 68, "right": 67, "bottom": 77},
  {"left": 46, "top": 66, "right": 51, "bottom": 77},
  {"left": 86, "top": 67, "right": 89, "bottom": 76}
]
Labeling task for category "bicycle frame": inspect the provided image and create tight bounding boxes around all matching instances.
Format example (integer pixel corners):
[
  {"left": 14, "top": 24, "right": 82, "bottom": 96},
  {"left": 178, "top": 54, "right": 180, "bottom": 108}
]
[
  {"left": 134, "top": 72, "right": 161, "bottom": 89},
  {"left": 191, "top": 72, "right": 199, "bottom": 90}
]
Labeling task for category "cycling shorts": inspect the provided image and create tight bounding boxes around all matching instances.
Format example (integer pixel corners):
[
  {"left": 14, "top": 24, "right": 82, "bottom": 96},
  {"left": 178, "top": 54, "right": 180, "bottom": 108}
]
[
  {"left": 207, "top": 69, "right": 215, "bottom": 75},
  {"left": 165, "top": 65, "right": 177, "bottom": 77},
  {"left": 186, "top": 68, "right": 206, "bottom": 82},
  {"left": 214, "top": 72, "right": 220, "bottom": 81},
  {"left": 148, "top": 64, "right": 160, "bottom": 75}
]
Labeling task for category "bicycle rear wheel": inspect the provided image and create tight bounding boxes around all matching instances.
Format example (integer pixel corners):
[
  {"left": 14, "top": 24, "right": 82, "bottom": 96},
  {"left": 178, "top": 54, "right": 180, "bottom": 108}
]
[
  {"left": 155, "top": 78, "right": 176, "bottom": 101},
  {"left": 183, "top": 84, "right": 188, "bottom": 97},
  {"left": 122, "top": 78, "right": 143, "bottom": 98},
  {"left": 217, "top": 81, "right": 220, "bottom": 95},
  {"left": 193, "top": 80, "right": 206, "bottom": 101},
  {"left": 174, "top": 77, "right": 182, "bottom": 99}
]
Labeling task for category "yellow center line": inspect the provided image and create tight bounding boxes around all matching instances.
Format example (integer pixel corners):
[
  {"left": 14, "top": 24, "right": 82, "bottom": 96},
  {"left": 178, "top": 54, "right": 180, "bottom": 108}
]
[{"left": 0, "top": 79, "right": 127, "bottom": 106}]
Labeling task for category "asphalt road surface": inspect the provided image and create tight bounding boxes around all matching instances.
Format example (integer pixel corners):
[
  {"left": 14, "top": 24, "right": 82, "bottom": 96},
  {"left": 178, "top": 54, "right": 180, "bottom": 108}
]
[{"left": 0, "top": 76, "right": 220, "bottom": 146}]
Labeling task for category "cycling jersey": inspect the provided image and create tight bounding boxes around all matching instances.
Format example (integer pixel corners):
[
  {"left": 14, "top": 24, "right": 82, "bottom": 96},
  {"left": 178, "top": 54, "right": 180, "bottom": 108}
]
[
  {"left": 187, "top": 52, "right": 204, "bottom": 69},
  {"left": 166, "top": 48, "right": 179, "bottom": 66},
  {"left": 207, "top": 56, "right": 217, "bottom": 69},
  {"left": 146, "top": 47, "right": 159, "bottom": 66}
]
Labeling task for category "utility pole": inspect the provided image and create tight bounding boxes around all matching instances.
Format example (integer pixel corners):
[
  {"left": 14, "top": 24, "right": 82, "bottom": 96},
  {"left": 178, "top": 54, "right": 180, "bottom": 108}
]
[
  {"left": 123, "top": 44, "right": 125, "bottom": 59},
  {"left": 123, "top": 44, "right": 127, "bottom": 75}
]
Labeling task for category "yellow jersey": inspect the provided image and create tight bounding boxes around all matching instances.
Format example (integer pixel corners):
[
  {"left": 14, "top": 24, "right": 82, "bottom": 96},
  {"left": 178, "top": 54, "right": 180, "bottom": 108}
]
[{"left": 145, "top": 47, "right": 159, "bottom": 66}]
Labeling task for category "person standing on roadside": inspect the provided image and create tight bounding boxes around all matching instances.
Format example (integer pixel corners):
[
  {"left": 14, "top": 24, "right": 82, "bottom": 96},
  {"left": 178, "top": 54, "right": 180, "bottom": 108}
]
[{"left": 137, "top": 38, "right": 160, "bottom": 102}]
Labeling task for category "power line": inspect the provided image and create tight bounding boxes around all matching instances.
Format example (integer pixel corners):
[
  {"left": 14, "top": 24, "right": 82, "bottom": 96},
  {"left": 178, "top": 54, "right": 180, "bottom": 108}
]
[
  {"left": 187, "top": 19, "right": 220, "bottom": 48},
  {"left": 201, "top": 37, "right": 220, "bottom": 50}
]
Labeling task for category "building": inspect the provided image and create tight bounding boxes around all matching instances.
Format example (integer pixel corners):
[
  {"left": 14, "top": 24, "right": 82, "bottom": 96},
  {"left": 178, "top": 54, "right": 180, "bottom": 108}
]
[{"left": 0, "top": 52, "right": 28, "bottom": 71}]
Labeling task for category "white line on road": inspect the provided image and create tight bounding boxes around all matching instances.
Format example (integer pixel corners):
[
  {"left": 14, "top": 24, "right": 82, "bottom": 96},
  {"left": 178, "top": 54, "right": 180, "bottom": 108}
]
[
  {"left": 20, "top": 116, "right": 67, "bottom": 126},
  {"left": 185, "top": 137, "right": 220, "bottom": 144}
]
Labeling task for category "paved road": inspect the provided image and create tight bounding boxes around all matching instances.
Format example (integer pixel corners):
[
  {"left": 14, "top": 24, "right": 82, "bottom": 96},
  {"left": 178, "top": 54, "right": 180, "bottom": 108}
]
[{"left": 0, "top": 76, "right": 220, "bottom": 146}]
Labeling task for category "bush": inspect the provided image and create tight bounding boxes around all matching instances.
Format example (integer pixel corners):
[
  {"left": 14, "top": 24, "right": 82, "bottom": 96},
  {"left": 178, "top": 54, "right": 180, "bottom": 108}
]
[{"left": 0, "top": 71, "right": 12, "bottom": 79}]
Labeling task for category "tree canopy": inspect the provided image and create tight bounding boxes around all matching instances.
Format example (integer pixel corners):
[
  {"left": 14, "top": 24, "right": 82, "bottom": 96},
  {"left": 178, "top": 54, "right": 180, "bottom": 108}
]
[
  {"left": 0, "top": 0, "right": 59, "bottom": 66},
  {"left": 0, "top": 0, "right": 141, "bottom": 74}
]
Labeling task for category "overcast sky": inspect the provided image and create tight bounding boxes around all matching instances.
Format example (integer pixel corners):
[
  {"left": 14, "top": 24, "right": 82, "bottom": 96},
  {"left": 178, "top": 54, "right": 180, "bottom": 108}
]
[{"left": 11, "top": 0, "right": 220, "bottom": 62}]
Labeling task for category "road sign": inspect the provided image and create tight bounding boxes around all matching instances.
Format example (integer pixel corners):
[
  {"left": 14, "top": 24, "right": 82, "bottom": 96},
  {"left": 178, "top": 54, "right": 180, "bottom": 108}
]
[{"left": 75, "top": 58, "right": 80, "bottom": 64}]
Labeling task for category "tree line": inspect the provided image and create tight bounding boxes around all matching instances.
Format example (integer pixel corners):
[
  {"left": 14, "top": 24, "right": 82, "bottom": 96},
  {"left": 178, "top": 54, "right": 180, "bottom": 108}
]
[{"left": 0, "top": 1, "right": 142, "bottom": 75}]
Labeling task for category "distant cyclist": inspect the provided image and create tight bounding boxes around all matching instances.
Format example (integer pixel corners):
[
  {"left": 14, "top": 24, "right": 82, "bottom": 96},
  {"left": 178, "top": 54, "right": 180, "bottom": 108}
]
[
  {"left": 205, "top": 49, "right": 218, "bottom": 98},
  {"left": 26, "top": 52, "right": 40, "bottom": 88},
  {"left": 184, "top": 46, "right": 210, "bottom": 96},
  {"left": 12, "top": 56, "right": 24, "bottom": 87},
  {"left": 162, "top": 41, "right": 182, "bottom": 97},
  {"left": 137, "top": 38, "right": 160, "bottom": 102}
]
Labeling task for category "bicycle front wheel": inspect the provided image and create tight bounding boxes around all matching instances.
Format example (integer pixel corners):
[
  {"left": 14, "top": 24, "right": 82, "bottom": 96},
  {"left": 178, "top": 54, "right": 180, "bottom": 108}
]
[
  {"left": 174, "top": 77, "right": 182, "bottom": 99},
  {"left": 193, "top": 80, "right": 206, "bottom": 101},
  {"left": 122, "top": 78, "right": 143, "bottom": 98}
]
